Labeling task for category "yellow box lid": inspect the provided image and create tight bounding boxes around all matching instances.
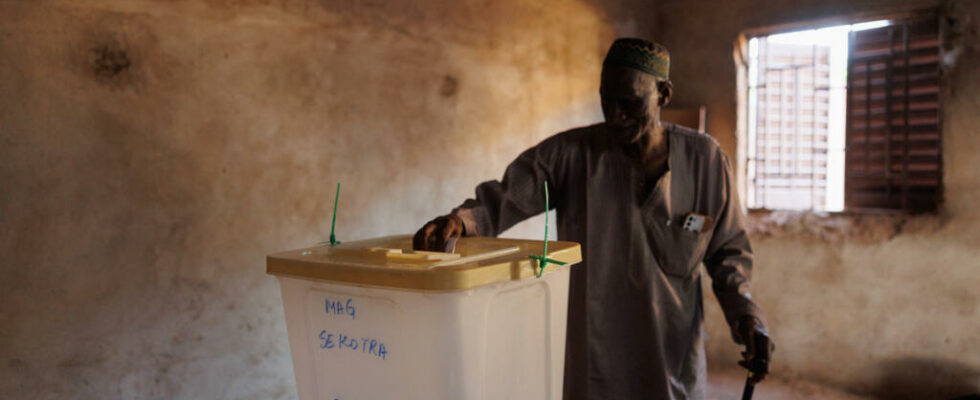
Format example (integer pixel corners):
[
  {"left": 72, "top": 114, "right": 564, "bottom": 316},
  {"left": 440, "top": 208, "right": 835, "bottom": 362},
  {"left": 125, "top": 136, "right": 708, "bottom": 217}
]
[{"left": 266, "top": 235, "right": 582, "bottom": 291}]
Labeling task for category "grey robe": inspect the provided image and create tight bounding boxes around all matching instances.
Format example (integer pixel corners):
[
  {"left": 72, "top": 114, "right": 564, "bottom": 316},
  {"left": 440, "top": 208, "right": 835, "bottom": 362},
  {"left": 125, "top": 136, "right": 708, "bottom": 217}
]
[{"left": 453, "top": 122, "right": 766, "bottom": 400}]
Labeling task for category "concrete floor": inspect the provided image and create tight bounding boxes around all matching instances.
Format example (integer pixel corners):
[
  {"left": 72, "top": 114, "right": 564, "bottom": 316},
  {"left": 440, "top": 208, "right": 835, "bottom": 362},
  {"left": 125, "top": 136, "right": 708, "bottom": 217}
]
[{"left": 707, "top": 368, "right": 870, "bottom": 400}]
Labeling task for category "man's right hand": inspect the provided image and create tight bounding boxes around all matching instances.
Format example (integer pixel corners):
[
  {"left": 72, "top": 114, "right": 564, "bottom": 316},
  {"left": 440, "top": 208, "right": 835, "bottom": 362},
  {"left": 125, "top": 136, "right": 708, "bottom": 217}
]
[
  {"left": 737, "top": 316, "right": 774, "bottom": 384},
  {"left": 412, "top": 214, "right": 465, "bottom": 252}
]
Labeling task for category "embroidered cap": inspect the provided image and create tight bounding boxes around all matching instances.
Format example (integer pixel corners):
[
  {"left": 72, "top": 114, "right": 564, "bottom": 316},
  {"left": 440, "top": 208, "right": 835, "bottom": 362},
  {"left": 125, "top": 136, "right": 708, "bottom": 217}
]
[{"left": 603, "top": 38, "right": 670, "bottom": 80}]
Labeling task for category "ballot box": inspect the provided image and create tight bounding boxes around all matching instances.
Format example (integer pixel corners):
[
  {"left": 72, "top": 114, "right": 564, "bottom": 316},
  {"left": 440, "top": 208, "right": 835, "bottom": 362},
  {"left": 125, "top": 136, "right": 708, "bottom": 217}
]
[{"left": 267, "top": 235, "right": 582, "bottom": 400}]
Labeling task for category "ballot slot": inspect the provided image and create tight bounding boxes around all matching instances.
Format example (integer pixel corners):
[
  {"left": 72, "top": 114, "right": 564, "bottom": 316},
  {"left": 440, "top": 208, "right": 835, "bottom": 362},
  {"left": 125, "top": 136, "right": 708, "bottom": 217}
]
[
  {"left": 318, "top": 238, "right": 524, "bottom": 269},
  {"left": 428, "top": 245, "right": 521, "bottom": 267},
  {"left": 366, "top": 247, "right": 462, "bottom": 262}
]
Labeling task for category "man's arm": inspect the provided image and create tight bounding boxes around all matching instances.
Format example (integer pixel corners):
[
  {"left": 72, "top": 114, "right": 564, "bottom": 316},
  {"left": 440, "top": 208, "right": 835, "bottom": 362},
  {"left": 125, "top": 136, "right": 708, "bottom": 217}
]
[
  {"left": 414, "top": 134, "right": 568, "bottom": 250},
  {"left": 703, "top": 151, "right": 773, "bottom": 382}
]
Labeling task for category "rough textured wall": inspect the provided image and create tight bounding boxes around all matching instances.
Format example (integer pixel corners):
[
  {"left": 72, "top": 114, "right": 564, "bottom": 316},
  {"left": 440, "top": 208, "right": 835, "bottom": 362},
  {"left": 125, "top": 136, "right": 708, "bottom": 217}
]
[
  {"left": 0, "top": 0, "right": 654, "bottom": 398},
  {"left": 651, "top": 0, "right": 980, "bottom": 397}
]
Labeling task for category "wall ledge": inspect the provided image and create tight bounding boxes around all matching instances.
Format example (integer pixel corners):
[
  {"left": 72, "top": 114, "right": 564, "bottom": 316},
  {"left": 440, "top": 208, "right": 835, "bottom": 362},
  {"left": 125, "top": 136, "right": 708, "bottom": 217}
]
[{"left": 745, "top": 209, "right": 947, "bottom": 243}]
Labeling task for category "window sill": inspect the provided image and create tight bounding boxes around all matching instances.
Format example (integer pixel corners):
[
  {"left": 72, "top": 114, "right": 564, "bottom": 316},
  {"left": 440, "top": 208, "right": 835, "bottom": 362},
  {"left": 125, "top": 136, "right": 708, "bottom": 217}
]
[{"left": 745, "top": 208, "right": 945, "bottom": 243}]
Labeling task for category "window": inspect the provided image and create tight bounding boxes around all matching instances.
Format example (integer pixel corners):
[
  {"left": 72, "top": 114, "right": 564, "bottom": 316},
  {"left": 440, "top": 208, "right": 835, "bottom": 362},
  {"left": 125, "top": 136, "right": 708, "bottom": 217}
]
[{"left": 743, "top": 15, "right": 941, "bottom": 212}]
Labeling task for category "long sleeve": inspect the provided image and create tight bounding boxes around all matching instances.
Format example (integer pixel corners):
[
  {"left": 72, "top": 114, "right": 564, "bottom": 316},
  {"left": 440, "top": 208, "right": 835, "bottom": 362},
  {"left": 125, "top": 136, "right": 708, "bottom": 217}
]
[
  {"left": 452, "top": 134, "right": 570, "bottom": 237},
  {"left": 703, "top": 151, "right": 767, "bottom": 343}
]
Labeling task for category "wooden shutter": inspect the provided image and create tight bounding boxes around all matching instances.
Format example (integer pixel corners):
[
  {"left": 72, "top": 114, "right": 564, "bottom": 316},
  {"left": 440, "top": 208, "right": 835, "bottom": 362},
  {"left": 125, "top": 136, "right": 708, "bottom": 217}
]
[{"left": 845, "top": 16, "right": 942, "bottom": 212}]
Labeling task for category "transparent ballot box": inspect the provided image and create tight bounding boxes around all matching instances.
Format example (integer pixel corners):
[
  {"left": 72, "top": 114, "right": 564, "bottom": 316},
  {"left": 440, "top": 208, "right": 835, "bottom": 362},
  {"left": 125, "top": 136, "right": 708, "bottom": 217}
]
[{"left": 267, "top": 235, "right": 582, "bottom": 400}]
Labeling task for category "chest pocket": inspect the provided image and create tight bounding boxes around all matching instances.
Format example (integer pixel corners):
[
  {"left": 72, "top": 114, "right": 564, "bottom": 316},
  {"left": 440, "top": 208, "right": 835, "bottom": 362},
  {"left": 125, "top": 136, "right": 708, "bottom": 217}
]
[{"left": 646, "top": 215, "right": 713, "bottom": 279}]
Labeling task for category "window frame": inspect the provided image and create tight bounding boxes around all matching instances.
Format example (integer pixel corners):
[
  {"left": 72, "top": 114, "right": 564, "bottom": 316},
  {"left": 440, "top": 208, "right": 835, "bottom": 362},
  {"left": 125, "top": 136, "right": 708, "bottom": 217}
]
[{"left": 735, "top": 9, "right": 943, "bottom": 214}]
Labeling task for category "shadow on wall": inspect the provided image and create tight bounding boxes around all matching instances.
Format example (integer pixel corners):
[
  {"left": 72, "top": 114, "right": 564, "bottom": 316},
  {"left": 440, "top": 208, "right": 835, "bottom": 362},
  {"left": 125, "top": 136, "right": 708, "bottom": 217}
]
[{"left": 863, "top": 357, "right": 979, "bottom": 399}]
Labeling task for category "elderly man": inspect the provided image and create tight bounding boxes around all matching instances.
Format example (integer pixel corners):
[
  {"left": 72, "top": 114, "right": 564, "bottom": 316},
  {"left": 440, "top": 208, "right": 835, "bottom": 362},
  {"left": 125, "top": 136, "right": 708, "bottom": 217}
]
[{"left": 414, "top": 38, "right": 773, "bottom": 399}]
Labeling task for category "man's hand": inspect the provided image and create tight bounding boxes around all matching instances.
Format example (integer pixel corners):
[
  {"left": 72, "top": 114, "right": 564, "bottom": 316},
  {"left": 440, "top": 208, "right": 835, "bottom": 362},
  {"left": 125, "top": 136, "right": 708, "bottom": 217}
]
[
  {"left": 737, "top": 316, "right": 774, "bottom": 384},
  {"left": 412, "top": 214, "right": 465, "bottom": 252}
]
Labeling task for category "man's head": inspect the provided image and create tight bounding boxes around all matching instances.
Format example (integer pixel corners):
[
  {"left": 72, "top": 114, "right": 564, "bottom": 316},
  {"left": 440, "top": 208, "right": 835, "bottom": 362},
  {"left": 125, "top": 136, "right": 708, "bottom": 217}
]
[{"left": 600, "top": 38, "right": 673, "bottom": 144}]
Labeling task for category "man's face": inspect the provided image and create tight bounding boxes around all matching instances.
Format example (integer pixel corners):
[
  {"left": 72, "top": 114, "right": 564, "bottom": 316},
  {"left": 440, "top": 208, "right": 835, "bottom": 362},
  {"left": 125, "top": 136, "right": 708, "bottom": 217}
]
[{"left": 599, "top": 65, "right": 665, "bottom": 144}]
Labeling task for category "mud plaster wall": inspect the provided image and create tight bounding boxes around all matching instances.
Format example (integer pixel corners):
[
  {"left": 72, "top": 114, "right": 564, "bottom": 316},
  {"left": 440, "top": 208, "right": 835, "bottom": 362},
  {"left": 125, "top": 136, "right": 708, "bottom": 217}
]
[
  {"left": 0, "top": 1, "right": 656, "bottom": 398},
  {"left": 651, "top": 0, "right": 980, "bottom": 397}
]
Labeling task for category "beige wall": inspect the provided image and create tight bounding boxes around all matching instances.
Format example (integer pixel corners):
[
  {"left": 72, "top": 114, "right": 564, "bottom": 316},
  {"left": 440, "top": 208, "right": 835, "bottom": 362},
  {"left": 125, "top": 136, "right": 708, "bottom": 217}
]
[
  {"left": 0, "top": 1, "right": 654, "bottom": 398},
  {"left": 3, "top": 0, "right": 979, "bottom": 399},
  {"left": 650, "top": 0, "right": 980, "bottom": 397}
]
